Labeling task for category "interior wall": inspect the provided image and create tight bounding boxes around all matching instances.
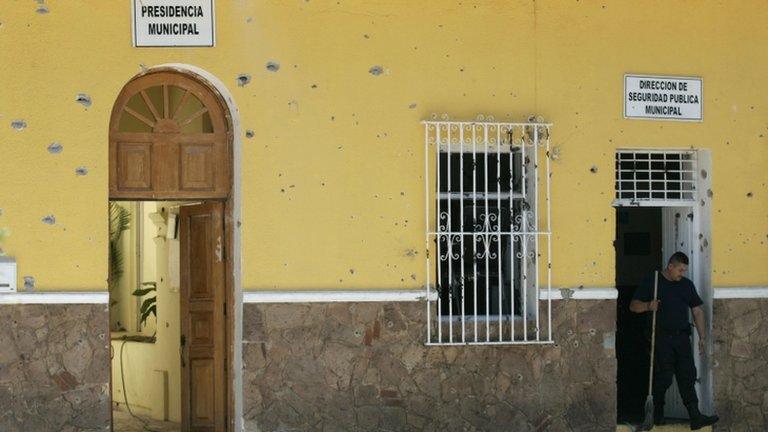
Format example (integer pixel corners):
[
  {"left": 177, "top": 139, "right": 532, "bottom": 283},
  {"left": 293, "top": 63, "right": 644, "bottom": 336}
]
[
  {"left": 110, "top": 201, "right": 182, "bottom": 423},
  {"left": 110, "top": 202, "right": 137, "bottom": 332}
]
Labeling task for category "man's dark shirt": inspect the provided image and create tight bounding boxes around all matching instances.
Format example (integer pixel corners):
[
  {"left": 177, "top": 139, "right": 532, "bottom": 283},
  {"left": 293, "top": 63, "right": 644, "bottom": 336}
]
[{"left": 632, "top": 273, "right": 703, "bottom": 331}]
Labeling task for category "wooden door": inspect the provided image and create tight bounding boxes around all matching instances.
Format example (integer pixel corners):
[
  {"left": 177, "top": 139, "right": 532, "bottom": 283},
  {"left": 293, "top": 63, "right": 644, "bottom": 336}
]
[
  {"left": 180, "top": 202, "right": 227, "bottom": 431},
  {"left": 109, "top": 70, "right": 232, "bottom": 200}
]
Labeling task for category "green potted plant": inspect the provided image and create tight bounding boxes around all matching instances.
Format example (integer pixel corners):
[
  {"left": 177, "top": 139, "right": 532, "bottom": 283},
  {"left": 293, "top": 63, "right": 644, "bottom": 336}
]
[
  {"left": 0, "top": 227, "right": 8, "bottom": 256},
  {"left": 133, "top": 281, "right": 157, "bottom": 328}
]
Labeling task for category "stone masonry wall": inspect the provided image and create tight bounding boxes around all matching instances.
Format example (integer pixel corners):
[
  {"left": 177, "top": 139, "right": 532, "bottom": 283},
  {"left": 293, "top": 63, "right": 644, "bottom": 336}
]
[
  {"left": 243, "top": 299, "right": 616, "bottom": 432},
  {"left": 713, "top": 298, "right": 768, "bottom": 431},
  {"left": 0, "top": 304, "right": 110, "bottom": 432}
]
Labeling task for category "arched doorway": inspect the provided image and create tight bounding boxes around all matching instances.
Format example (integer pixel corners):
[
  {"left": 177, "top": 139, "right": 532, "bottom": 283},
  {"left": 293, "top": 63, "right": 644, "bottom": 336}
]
[{"left": 109, "top": 67, "right": 237, "bottom": 432}]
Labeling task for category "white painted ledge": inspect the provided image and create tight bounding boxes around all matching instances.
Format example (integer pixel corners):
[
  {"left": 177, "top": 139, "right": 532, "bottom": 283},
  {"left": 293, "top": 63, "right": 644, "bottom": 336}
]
[
  {"left": 713, "top": 286, "right": 768, "bottom": 299},
  {"left": 0, "top": 291, "right": 109, "bottom": 304},
  {"left": 0, "top": 287, "right": 765, "bottom": 305},
  {"left": 539, "top": 288, "right": 618, "bottom": 300},
  {"left": 243, "top": 290, "right": 435, "bottom": 303}
]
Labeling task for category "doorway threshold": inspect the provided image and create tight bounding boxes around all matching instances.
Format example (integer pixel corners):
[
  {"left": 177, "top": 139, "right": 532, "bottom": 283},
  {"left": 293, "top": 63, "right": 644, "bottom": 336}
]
[{"left": 616, "top": 423, "right": 712, "bottom": 432}]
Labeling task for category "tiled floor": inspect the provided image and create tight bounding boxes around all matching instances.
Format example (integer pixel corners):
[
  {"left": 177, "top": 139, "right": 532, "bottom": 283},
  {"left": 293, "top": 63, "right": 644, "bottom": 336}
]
[{"left": 112, "top": 409, "right": 180, "bottom": 432}]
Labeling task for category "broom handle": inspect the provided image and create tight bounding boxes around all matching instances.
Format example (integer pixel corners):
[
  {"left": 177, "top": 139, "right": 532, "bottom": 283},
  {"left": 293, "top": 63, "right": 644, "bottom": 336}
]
[{"left": 647, "top": 270, "right": 659, "bottom": 396}]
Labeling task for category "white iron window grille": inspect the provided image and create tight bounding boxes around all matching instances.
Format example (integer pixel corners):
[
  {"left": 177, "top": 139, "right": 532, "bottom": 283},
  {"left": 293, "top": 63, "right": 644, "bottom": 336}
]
[
  {"left": 614, "top": 150, "right": 697, "bottom": 207},
  {"left": 423, "top": 117, "right": 553, "bottom": 346}
]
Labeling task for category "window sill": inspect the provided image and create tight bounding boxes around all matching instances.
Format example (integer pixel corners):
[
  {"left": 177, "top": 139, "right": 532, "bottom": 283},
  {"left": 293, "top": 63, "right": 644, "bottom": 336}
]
[{"left": 110, "top": 332, "right": 156, "bottom": 344}]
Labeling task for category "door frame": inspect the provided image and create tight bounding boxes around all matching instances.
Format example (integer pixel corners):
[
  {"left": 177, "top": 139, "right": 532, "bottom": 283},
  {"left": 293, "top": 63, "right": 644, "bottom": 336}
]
[
  {"left": 612, "top": 148, "right": 714, "bottom": 416},
  {"left": 108, "top": 64, "right": 243, "bottom": 432}
]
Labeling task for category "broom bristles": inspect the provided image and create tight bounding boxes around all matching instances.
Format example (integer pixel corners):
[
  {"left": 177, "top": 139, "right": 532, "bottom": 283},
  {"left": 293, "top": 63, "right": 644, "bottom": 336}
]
[{"left": 640, "top": 394, "right": 654, "bottom": 430}]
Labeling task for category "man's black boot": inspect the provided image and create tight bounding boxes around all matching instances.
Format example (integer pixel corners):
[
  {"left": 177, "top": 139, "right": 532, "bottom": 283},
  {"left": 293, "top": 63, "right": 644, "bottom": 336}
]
[
  {"left": 654, "top": 403, "right": 666, "bottom": 426},
  {"left": 686, "top": 403, "right": 719, "bottom": 430}
]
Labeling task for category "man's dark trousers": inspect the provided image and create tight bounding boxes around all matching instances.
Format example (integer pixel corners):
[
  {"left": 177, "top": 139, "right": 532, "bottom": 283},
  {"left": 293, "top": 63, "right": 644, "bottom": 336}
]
[{"left": 653, "top": 330, "right": 698, "bottom": 408}]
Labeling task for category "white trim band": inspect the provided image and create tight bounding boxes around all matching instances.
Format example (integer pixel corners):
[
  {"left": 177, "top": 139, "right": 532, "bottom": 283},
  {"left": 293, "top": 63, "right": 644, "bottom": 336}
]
[
  {"left": 0, "top": 291, "right": 109, "bottom": 304},
  {"left": 1, "top": 287, "right": 766, "bottom": 305},
  {"left": 713, "top": 286, "right": 768, "bottom": 299},
  {"left": 244, "top": 290, "right": 434, "bottom": 303},
  {"left": 540, "top": 288, "right": 618, "bottom": 300}
]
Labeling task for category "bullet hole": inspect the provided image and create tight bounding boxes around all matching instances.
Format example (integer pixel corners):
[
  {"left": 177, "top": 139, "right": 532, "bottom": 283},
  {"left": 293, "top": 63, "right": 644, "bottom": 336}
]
[
  {"left": 363, "top": 34, "right": 370, "bottom": 39},
  {"left": 41, "top": 215, "right": 56, "bottom": 225},
  {"left": 349, "top": 269, "right": 355, "bottom": 274},
  {"left": 246, "top": 17, "right": 253, "bottom": 23},
  {"left": 11, "top": 120, "right": 27, "bottom": 130},
  {"left": 36, "top": 5, "right": 49, "bottom": 14},
  {"left": 707, "top": 189, "right": 713, "bottom": 198},
  {"left": 408, "top": 103, "right": 417, "bottom": 109},
  {"left": 265, "top": 62, "right": 280, "bottom": 72},
  {"left": 459, "top": 67, "right": 464, "bottom": 72},
  {"left": 701, "top": 169, "right": 708, "bottom": 179},
  {"left": 311, "top": 84, "right": 318, "bottom": 89},
  {"left": 410, "top": 274, "right": 416, "bottom": 281},
  {"left": 517, "top": 373, "right": 524, "bottom": 382},
  {"left": 331, "top": 116, "right": 335, "bottom": 121},
  {"left": 589, "top": 165, "right": 598, "bottom": 174},
  {"left": 404, "top": 248, "right": 418, "bottom": 257},
  {"left": 23, "top": 276, "right": 35, "bottom": 290},
  {"left": 700, "top": 200, "right": 705, "bottom": 207},
  {"left": 289, "top": 184, "right": 295, "bottom": 188},
  {"left": 245, "top": 130, "right": 255, "bottom": 139},
  {"left": 369, "top": 65, "right": 384, "bottom": 76},
  {"left": 75, "top": 167, "right": 88, "bottom": 176},
  {"left": 280, "top": 189, "right": 285, "bottom": 193},
  {"left": 75, "top": 93, "right": 92, "bottom": 108},
  {"left": 48, "top": 141, "right": 63, "bottom": 154},
  {"left": 236, "top": 74, "right": 251, "bottom": 87}
]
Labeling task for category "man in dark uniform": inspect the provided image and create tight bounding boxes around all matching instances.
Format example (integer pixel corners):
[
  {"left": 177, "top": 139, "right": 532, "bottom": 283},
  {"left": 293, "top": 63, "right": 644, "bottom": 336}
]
[{"left": 630, "top": 252, "right": 718, "bottom": 430}]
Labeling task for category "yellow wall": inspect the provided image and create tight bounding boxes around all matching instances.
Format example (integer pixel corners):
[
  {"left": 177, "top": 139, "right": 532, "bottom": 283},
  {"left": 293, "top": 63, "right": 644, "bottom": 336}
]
[{"left": 0, "top": 1, "right": 766, "bottom": 291}]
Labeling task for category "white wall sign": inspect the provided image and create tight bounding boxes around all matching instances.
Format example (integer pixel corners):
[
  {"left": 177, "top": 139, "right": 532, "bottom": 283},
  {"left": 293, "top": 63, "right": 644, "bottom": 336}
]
[
  {"left": 132, "top": 0, "right": 215, "bottom": 47},
  {"left": 624, "top": 74, "right": 702, "bottom": 121}
]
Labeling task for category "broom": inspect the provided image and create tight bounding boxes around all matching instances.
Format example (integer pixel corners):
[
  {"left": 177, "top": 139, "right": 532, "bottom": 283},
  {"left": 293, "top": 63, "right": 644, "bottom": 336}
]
[{"left": 641, "top": 270, "right": 659, "bottom": 431}]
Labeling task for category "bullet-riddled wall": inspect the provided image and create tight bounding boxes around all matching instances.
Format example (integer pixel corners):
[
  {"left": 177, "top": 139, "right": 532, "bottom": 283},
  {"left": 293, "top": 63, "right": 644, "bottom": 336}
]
[{"left": 0, "top": 1, "right": 766, "bottom": 292}]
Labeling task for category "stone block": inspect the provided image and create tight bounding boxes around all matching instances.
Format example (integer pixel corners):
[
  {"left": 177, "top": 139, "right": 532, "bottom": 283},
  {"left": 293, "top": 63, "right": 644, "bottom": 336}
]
[
  {"left": 243, "top": 300, "right": 617, "bottom": 431},
  {"left": 0, "top": 304, "right": 109, "bottom": 431}
]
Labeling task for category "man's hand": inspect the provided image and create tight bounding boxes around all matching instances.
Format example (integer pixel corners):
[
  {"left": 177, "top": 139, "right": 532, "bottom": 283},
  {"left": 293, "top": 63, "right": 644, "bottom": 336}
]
[
  {"left": 698, "top": 337, "right": 707, "bottom": 356},
  {"left": 629, "top": 299, "right": 660, "bottom": 313}
]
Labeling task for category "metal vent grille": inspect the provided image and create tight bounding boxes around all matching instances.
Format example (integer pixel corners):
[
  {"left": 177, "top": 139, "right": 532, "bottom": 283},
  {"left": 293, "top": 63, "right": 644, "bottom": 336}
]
[{"left": 615, "top": 150, "right": 697, "bottom": 205}]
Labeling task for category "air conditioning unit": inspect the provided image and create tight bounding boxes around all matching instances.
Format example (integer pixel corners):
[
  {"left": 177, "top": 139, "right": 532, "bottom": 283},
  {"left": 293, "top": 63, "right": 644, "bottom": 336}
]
[{"left": 0, "top": 257, "right": 17, "bottom": 292}]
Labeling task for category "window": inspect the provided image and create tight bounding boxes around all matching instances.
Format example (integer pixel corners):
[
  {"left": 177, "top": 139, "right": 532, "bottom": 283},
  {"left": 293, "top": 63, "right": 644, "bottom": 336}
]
[
  {"left": 424, "top": 117, "right": 553, "bottom": 345},
  {"left": 614, "top": 150, "right": 697, "bottom": 205}
]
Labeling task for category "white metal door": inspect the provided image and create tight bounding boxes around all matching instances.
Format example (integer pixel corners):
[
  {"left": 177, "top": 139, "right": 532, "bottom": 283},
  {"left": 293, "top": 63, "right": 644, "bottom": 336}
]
[{"left": 661, "top": 207, "right": 697, "bottom": 419}]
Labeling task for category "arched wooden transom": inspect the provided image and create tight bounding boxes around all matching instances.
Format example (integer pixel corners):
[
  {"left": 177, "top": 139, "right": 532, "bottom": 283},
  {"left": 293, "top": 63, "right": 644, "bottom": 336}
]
[{"left": 109, "top": 70, "right": 232, "bottom": 199}]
